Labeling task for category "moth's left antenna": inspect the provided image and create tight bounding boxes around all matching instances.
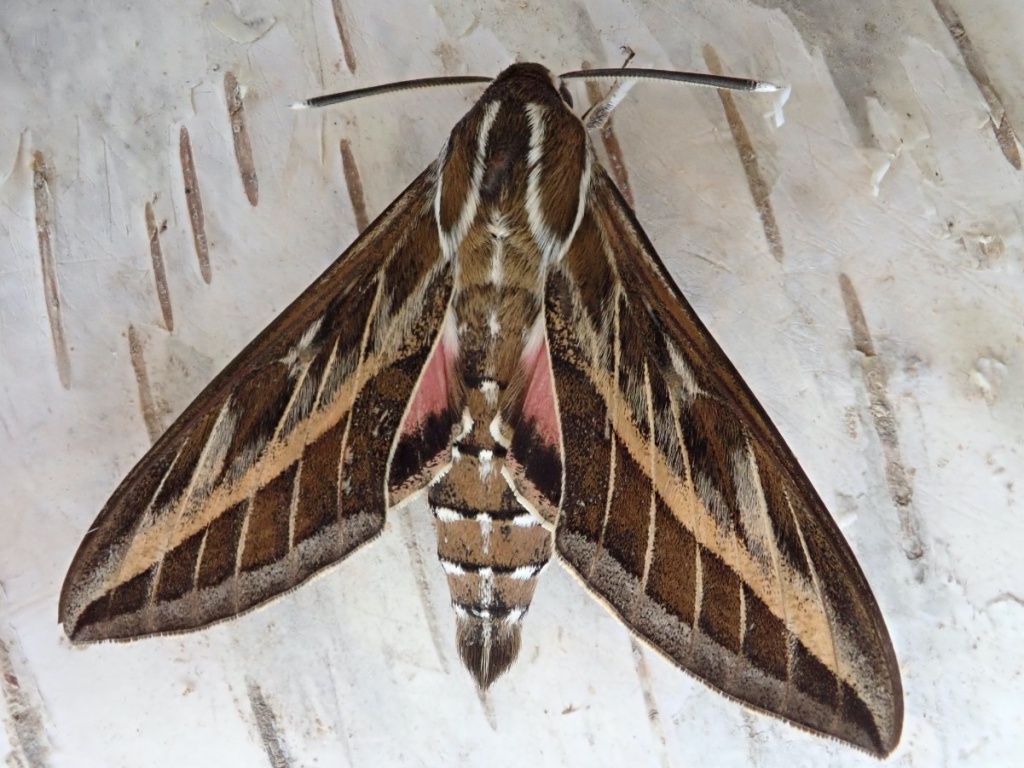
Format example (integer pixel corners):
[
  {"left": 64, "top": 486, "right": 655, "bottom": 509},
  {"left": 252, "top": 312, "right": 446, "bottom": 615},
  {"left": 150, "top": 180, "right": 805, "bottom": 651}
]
[{"left": 292, "top": 76, "right": 493, "bottom": 110}]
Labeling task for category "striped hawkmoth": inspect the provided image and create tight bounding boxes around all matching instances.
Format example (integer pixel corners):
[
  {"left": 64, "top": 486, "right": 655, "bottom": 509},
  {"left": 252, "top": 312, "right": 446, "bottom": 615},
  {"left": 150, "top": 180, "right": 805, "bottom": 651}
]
[{"left": 60, "top": 62, "right": 902, "bottom": 756}]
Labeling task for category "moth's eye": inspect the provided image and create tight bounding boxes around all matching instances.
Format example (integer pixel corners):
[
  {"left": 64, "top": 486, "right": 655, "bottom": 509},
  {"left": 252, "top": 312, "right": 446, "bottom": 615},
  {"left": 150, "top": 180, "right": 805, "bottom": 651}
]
[{"left": 558, "top": 82, "right": 574, "bottom": 108}]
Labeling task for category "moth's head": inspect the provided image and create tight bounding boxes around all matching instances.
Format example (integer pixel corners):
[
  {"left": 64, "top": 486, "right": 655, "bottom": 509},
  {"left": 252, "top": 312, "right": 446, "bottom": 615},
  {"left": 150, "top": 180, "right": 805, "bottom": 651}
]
[{"left": 487, "top": 62, "right": 575, "bottom": 111}]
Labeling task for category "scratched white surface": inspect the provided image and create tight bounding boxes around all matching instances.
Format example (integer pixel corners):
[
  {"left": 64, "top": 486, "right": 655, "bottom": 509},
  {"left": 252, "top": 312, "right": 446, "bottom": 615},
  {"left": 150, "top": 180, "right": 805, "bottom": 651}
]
[{"left": 1, "top": 1, "right": 1022, "bottom": 766}]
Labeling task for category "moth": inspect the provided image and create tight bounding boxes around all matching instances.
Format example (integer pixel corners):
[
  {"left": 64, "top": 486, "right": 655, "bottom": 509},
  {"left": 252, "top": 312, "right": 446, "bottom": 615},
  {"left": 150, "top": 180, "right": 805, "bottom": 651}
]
[{"left": 60, "top": 62, "right": 902, "bottom": 756}]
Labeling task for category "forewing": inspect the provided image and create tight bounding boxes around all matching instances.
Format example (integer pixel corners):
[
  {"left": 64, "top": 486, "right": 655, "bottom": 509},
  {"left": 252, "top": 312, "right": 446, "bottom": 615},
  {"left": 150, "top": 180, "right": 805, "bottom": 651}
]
[
  {"left": 546, "top": 167, "right": 902, "bottom": 756},
  {"left": 60, "top": 167, "right": 457, "bottom": 642}
]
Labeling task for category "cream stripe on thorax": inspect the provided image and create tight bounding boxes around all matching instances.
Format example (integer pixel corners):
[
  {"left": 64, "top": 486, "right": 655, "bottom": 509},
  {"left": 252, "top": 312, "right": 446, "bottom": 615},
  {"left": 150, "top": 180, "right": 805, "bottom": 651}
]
[
  {"left": 437, "top": 99, "right": 501, "bottom": 264},
  {"left": 523, "top": 102, "right": 592, "bottom": 267}
]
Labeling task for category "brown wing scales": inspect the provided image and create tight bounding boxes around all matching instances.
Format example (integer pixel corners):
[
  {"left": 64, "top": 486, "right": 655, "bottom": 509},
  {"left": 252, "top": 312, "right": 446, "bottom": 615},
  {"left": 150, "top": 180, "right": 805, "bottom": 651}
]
[
  {"left": 546, "top": 168, "right": 902, "bottom": 757},
  {"left": 60, "top": 168, "right": 455, "bottom": 642}
]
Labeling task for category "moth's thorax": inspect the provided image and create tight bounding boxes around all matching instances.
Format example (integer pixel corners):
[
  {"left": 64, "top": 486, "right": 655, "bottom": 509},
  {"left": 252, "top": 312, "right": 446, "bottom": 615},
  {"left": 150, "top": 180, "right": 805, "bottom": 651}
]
[
  {"left": 436, "top": 64, "right": 592, "bottom": 269},
  {"left": 436, "top": 64, "right": 594, "bottom": 440}
]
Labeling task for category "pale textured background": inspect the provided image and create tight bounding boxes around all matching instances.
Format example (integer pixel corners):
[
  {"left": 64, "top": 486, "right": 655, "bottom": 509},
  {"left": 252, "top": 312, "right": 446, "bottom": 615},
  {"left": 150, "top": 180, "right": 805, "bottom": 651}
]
[{"left": 1, "top": 1, "right": 1022, "bottom": 766}]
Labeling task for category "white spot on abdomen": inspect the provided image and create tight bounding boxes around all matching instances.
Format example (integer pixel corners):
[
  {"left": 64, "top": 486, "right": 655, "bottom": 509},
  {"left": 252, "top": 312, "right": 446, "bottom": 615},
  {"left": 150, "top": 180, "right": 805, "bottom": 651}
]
[
  {"left": 480, "top": 515, "right": 492, "bottom": 555},
  {"left": 480, "top": 379, "right": 499, "bottom": 406},
  {"left": 509, "top": 564, "right": 542, "bottom": 580},
  {"left": 478, "top": 449, "right": 495, "bottom": 479}
]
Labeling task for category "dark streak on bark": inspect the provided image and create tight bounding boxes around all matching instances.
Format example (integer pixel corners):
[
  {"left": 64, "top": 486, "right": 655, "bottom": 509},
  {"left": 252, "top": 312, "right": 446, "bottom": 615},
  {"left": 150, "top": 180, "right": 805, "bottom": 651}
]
[
  {"left": 340, "top": 139, "right": 370, "bottom": 232},
  {"left": 246, "top": 679, "right": 293, "bottom": 768},
  {"left": 128, "top": 325, "right": 162, "bottom": 443},
  {"left": 179, "top": 127, "right": 212, "bottom": 283},
  {"left": 145, "top": 202, "right": 174, "bottom": 332},
  {"left": 838, "top": 274, "right": 923, "bottom": 559},
  {"left": 703, "top": 45, "right": 784, "bottom": 264},
  {"left": 1, "top": 583, "right": 51, "bottom": 767},
  {"left": 629, "top": 637, "right": 672, "bottom": 768},
  {"left": 32, "top": 152, "right": 71, "bottom": 389},
  {"left": 330, "top": 0, "right": 358, "bottom": 74},
  {"left": 931, "top": 0, "right": 1021, "bottom": 170},
  {"left": 225, "top": 72, "right": 260, "bottom": 206}
]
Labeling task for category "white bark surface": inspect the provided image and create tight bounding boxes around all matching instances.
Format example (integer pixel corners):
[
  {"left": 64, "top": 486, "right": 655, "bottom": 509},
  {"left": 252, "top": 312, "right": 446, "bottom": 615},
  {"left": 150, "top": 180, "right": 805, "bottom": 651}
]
[{"left": 1, "top": 1, "right": 1021, "bottom": 766}]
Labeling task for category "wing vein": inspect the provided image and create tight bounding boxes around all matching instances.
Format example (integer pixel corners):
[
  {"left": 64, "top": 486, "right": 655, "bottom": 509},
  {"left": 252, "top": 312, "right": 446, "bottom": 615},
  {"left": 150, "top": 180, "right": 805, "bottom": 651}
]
[
  {"left": 233, "top": 495, "right": 255, "bottom": 610},
  {"left": 287, "top": 456, "right": 303, "bottom": 580},
  {"left": 135, "top": 398, "right": 234, "bottom": 602},
  {"left": 272, "top": 357, "right": 314, "bottom": 443},
  {"left": 590, "top": 284, "right": 622, "bottom": 580},
  {"left": 745, "top": 438, "right": 793, "bottom": 649},
  {"left": 335, "top": 271, "right": 389, "bottom": 538},
  {"left": 787, "top": 488, "right": 844, "bottom": 712},
  {"left": 639, "top": 359, "right": 658, "bottom": 600}
]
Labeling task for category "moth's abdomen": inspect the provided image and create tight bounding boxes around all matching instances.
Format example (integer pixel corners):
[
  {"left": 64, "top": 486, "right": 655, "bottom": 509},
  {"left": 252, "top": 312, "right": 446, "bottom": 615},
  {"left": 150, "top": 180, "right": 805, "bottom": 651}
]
[
  {"left": 426, "top": 226, "right": 557, "bottom": 686},
  {"left": 428, "top": 406, "right": 554, "bottom": 688}
]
